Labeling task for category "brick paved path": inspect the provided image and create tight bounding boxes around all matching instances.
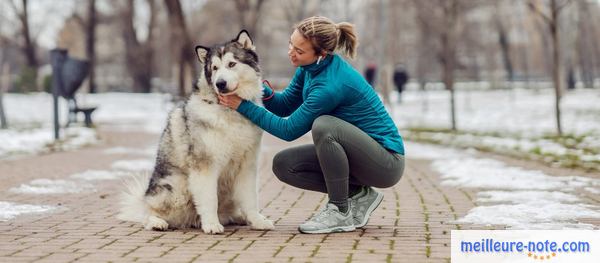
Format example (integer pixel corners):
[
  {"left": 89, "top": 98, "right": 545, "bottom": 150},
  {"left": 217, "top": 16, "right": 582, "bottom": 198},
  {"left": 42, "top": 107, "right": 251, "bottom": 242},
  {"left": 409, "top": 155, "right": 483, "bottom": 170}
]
[{"left": 0, "top": 129, "right": 597, "bottom": 262}]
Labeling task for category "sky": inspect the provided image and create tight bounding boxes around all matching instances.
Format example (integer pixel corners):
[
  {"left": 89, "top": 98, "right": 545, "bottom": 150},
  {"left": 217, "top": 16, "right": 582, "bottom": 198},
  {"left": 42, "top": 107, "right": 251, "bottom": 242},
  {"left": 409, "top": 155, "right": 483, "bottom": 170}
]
[
  {"left": 0, "top": 1, "right": 76, "bottom": 49},
  {"left": 0, "top": 0, "right": 207, "bottom": 49}
]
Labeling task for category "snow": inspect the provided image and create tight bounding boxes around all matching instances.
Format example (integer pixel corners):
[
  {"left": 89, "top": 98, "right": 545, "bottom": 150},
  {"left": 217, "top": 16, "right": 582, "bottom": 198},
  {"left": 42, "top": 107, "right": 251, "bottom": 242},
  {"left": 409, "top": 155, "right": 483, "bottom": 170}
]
[
  {"left": 432, "top": 158, "right": 598, "bottom": 191},
  {"left": 103, "top": 146, "right": 156, "bottom": 157},
  {"left": 392, "top": 86, "right": 600, "bottom": 136},
  {"left": 1, "top": 87, "right": 599, "bottom": 226},
  {"left": 0, "top": 92, "right": 172, "bottom": 160},
  {"left": 9, "top": 179, "right": 96, "bottom": 194},
  {"left": 391, "top": 87, "right": 600, "bottom": 164},
  {"left": 111, "top": 159, "right": 154, "bottom": 172},
  {"left": 69, "top": 169, "right": 129, "bottom": 181},
  {"left": 408, "top": 141, "right": 600, "bottom": 229},
  {"left": 0, "top": 201, "right": 62, "bottom": 221}
]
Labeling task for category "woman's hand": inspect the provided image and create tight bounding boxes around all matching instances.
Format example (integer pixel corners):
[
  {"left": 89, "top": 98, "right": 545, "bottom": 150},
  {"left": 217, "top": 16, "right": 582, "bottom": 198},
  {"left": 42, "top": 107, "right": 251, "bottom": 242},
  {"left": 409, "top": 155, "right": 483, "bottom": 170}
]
[{"left": 218, "top": 93, "right": 243, "bottom": 110}]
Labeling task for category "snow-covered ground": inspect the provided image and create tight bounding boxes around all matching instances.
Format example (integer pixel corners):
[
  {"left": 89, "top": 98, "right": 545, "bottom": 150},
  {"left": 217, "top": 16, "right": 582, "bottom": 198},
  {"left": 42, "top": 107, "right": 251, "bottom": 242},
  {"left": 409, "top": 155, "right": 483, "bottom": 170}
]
[
  {"left": 1, "top": 87, "right": 599, "bottom": 227},
  {"left": 390, "top": 86, "right": 600, "bottom": 170},
  {"left": 409, "top": 142, "right": 600, "bottom": 229},
  {"left": 0, "top": 92, "right": 172, "bottom": 159},
  {"left": 392, "top": 84, "right": 600, "bottom": 136}
]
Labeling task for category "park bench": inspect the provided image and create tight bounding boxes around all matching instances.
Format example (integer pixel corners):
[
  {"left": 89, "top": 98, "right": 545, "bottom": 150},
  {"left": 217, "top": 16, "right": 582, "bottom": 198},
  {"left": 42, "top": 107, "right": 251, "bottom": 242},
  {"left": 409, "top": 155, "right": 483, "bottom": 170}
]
[{"left": 50, "top": 49, "right": 97, "bottom": 128}]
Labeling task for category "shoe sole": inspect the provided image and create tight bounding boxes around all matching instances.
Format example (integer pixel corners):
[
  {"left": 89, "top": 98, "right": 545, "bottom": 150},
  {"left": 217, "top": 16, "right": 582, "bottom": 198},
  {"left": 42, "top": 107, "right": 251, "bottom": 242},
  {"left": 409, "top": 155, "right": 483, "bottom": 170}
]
[
  {"left": 298, "top": 225, "right": 356, "bottom": 234},
  {"left": 356, "top": 190, "right": 384, "bottom": 228}
]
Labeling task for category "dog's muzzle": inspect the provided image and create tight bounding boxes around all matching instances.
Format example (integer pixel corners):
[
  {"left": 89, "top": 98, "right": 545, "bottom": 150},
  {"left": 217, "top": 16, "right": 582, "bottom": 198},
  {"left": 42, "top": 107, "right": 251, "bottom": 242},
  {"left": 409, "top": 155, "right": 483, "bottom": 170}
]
[{"left": 216, "top": 79, "right": 228, "bottom": 93}]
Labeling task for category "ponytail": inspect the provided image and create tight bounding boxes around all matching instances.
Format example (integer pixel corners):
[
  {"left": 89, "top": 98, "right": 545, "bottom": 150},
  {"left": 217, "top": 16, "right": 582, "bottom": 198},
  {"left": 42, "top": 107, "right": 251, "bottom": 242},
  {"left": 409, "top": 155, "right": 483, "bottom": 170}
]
[{"left": 335, "top": 22, "right": 358, "bottom": 59}]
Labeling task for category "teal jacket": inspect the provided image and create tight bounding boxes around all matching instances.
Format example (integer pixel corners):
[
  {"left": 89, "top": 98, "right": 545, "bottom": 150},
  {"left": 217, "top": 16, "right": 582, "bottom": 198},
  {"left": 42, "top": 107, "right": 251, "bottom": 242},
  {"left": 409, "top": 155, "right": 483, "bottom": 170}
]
[{"left": 237, "top": 54, "right": 405, "bottom": 155}]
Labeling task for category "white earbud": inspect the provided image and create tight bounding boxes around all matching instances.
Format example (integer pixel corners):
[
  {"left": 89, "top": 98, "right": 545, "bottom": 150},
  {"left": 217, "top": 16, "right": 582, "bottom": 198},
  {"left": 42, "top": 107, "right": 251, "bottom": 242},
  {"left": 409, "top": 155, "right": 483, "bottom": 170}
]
[{"left": 316, "top": 56, "right": 323, "bottom": 65}]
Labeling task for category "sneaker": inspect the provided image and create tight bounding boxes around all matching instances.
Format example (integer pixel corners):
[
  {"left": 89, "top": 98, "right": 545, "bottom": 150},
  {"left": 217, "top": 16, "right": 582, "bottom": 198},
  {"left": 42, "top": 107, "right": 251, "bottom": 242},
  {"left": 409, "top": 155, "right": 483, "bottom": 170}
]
[
  {"left": 350, "top": 186, "right": 384, "bottom": 228},
  {"left": 298, "top": 203, "right": 355, "bottom": 234}
]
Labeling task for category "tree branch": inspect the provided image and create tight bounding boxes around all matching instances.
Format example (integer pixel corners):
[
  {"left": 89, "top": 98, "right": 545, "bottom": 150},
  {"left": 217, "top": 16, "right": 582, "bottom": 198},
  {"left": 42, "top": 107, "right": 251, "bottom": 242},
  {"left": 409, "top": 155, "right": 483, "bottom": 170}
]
[
  {"left": 556, "top": 0, "right": 573, "bottom": 13},
  {"left": 528, "top": 0, "right": 552, "bottom": 24}
]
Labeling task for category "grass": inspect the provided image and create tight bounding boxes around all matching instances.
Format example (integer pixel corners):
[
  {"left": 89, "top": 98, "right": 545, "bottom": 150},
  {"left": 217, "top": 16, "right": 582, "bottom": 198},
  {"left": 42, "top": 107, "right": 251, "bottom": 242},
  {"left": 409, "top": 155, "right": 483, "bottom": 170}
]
[{"left": 403, "top": 127, "right": 600, "bottom": 172}]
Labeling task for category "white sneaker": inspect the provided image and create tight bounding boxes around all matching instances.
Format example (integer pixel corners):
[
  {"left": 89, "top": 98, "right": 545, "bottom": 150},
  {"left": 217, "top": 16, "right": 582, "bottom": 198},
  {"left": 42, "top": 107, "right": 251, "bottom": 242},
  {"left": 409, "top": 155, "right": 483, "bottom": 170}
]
[
  {"left": 298, "top": 203, "right": 355, "bottom": 234},
  {"left": 350, "top": 187, "right": 384, "bottom": 228}
]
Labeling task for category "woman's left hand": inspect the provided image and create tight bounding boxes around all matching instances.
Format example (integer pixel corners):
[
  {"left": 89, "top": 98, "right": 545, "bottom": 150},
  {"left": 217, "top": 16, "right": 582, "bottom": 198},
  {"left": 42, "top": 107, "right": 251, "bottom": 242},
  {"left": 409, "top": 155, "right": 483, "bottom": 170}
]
[{"left": 218, "top": 93, "right": 243, "bottom": 110}]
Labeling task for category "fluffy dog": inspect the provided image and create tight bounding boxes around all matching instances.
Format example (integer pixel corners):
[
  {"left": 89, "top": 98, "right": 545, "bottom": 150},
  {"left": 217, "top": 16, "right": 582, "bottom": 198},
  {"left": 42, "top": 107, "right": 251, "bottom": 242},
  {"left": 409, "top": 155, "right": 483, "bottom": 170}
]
[{"left": 117, "top": 30, "right": 273, "bottom": 234}]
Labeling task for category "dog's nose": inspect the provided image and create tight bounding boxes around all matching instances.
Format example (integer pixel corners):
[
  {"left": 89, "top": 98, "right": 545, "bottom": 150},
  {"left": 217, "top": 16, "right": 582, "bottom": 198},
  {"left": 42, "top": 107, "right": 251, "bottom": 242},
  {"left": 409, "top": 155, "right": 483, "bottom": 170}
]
[{"left": 216, "top": 80, "right": 227, "bottom": 91}]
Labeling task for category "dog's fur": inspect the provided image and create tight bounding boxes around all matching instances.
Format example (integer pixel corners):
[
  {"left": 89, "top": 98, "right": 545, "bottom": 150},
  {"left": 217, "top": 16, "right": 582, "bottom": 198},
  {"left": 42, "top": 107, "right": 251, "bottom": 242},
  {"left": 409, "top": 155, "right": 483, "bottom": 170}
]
[{"left": 117, "top": 30, "right": 273, "bottom": 234}]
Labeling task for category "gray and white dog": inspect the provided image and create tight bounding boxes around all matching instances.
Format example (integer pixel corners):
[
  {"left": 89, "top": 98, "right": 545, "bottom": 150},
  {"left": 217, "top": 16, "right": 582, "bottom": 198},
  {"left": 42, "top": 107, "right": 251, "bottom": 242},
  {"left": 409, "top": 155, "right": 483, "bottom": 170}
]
[{"left": 117, "top": 30, "right": 273, "bottom": 234}]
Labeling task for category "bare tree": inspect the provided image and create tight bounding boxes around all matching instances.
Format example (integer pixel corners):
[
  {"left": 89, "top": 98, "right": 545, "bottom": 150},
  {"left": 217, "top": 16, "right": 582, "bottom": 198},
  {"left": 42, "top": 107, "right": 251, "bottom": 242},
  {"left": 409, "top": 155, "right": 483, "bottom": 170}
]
[
  {"left": 86, "top": 0, "right": 97, "bottom": 93},
  {"left": 164, "top": 0, "right": 195, "bottom": 97},
  {"left": 0, "top": 58, "right": 9, "bottom": 129},
  {"left": 576, "top": 0, "right": 597, "bottom": 89},
  {"left": 494, "top": 1, "right": 514, "bottom": 82},
  {"left": 282, "top": 0, "right": 316, "bottom": 28},
  {"left": 8, "top": 0, "right": 38, "bottom": 91},
  {"left": 528, "top": 0, "right": 573, "bottom": 136},
  {"left": 413, "top": 0, "right": 471, "bottom": 131},
  {"left": 232, "top": 0, "right": 266, "bottom": 37},
  {"left": 122, "top": 0, "right": 157, "bottom": 93}
]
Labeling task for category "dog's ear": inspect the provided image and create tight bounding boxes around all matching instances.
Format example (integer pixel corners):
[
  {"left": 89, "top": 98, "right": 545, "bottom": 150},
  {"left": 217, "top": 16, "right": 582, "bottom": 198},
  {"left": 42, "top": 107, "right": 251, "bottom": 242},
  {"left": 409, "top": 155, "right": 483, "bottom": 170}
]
[
  {"left": 235, "top": 30, "right": 255, "bottom": 50},
  {"left": 195, "top": 46, "right": 209, "bottom": 63}
]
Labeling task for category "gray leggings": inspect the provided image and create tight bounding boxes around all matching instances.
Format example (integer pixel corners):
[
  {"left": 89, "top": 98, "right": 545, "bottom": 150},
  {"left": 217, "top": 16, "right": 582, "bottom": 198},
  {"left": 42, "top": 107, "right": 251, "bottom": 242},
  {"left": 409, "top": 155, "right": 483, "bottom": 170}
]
[{"left": 272, "top": 115, "right": 405, "bottom": 207}]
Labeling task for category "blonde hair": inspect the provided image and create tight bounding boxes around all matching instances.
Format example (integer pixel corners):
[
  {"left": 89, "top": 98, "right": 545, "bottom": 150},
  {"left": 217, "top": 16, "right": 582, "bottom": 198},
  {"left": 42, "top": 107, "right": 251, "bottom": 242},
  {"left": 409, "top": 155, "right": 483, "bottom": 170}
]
[{"left": 295, "top": 16, "right": 358, "bottom": 59}]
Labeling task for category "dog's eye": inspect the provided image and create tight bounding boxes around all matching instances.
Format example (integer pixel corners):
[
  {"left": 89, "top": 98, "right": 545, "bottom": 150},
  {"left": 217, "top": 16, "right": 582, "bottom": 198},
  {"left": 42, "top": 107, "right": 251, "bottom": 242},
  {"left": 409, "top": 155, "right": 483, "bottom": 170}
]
[
  {"left": 228, "top": 62, "right": 236, "bottom": 68},
  {"left": 212, "top": 66, "right": 218, "bottom": 71}
]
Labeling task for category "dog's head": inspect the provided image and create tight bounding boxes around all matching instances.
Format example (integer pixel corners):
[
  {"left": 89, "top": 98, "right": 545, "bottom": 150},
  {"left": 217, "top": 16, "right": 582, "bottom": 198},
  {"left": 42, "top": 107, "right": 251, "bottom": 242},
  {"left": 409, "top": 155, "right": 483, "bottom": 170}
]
[{"left": 195, "top": 30, "right": 262, "bottom": 100}]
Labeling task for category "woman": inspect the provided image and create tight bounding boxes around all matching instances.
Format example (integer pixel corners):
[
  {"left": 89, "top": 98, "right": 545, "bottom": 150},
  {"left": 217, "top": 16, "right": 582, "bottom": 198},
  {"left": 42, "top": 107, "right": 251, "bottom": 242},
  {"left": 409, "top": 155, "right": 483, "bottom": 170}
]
[{"left": 218, "top": 16, "right": 405, "bottom": 234}]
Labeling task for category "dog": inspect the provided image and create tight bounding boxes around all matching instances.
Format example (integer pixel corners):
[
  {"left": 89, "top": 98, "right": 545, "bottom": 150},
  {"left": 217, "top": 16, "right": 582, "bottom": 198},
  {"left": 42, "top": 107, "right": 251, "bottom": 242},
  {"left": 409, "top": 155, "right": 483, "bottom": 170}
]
[{"left": 117, "top": 30, "right": 274, "bottom": 234}]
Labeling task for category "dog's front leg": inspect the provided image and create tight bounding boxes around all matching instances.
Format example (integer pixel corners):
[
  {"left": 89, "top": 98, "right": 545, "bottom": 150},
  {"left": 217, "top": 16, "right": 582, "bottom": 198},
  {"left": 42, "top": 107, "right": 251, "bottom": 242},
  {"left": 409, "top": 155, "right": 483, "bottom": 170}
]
[
  {"left": 189, "top": 169, "right": 224, "bottom": 234},
  {"left": 234, "top": 156, "right": 274, "bottom": 230}
]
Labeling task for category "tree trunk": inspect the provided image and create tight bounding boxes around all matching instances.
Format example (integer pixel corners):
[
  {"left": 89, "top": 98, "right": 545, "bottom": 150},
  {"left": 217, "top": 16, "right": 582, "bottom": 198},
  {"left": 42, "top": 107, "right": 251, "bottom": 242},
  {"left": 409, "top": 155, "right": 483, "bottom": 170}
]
[
  {"left": 122, "top": 0, "right": 155, "bottom": 93},
  {"left": 442, "top": 33, "right": 457, "bottom": 131},
  {"left": 86, "top": 0, "right": 97, "bottom": 93},
  {"left": 577, "top": 0, "right": 595, "bottom": 89},
  {"left": 13, "top": 0, "right": 38, "bottom": 92},
  {"left": 164, "top": 0, "right": 195, "bottom": 98},
  {"left": 233, "top": 0, "right": 265, "bottom": 37},
  {"left": 0, "top": 63, "right": 9, "bottom": 129},
  {"left": 441, "top": 1, "right": 458, "bottom": 131},
  {"left": 497, "top": 21, "right": 514, "bottom": 82},
  {"left": 550, "top": 0, "right": 562, "bottom": 136}
]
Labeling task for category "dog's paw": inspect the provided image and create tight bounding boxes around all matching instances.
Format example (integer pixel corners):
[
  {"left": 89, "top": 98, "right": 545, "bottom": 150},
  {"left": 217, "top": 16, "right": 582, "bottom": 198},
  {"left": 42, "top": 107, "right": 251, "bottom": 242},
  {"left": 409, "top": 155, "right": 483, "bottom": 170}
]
[
  {"left": 250, "top": 218, "right": 274, "bottom": 230},
  {"left": 144, "top": 215, "right": 169, "bottom": 231},
  {"left": 202, "top": 222, "right": 224, "bottom": 234}
]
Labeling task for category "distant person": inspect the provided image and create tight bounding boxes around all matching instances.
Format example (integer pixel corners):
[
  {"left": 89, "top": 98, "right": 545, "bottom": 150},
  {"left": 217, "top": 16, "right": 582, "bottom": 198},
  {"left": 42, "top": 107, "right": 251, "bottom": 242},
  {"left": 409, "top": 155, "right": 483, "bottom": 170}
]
[
  {"left": 364, "top": 63, "right": 377, "bottom": 87},
  {"left": 567, "top": 68, "right": 576, "bottom": 90},
  {"left": 393, "top": 64, "right": 409, "bottom": 103}
]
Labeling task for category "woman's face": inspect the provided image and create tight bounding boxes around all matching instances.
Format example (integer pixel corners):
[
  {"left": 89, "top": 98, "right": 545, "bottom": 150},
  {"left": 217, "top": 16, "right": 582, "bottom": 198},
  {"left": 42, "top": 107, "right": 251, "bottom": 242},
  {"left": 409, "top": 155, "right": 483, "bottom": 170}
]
[{"left": 288, "top": 29, "right": 321, "bottom": 67}]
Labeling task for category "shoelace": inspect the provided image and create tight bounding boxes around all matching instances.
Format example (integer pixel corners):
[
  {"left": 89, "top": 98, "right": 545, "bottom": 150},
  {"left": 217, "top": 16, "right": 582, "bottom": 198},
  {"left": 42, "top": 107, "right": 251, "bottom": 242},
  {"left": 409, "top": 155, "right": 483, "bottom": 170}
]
[{"left": 310, "top": 205, "right": 336, "bottom": 222}]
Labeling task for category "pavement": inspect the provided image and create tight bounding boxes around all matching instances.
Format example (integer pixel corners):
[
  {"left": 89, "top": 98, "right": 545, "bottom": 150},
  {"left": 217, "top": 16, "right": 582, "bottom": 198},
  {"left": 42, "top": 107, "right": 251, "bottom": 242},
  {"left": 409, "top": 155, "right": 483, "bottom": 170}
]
[{"left": 0, "top": 128, "right": 598, "bottom": 262}]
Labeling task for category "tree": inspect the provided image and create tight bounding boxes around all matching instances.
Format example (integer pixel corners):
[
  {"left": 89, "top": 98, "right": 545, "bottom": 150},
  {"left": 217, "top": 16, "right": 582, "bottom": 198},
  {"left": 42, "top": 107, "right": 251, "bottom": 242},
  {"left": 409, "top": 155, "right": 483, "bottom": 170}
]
[
  {"left": 8, "top": 0, "right": 38, "bottom": 92},
  {"left": 576, "top": 0, "right": 598, "bottom": 89},
  {"left": 494, "top": 1, "right": 514, "bottom": 82},
  {"left": 413, "top": 0, "right": 471, "bottom": 131},
  {"left": 121, "top": 0, "right": 157, "bottom": 93},
  {"left": 0, "top": 56, "right": 9, "bottom": 129},
  {"left": 86, "top": 0, "right": 97, "bottom": 93},
  {"left": 528, "top": 0, "right": 573, "bottom": 136},
  {"left": 164, "top": 0, "right": 195, "bottom": 97},
  {"left": 232, "top": 0, "right": 266, "bottom": 37}
]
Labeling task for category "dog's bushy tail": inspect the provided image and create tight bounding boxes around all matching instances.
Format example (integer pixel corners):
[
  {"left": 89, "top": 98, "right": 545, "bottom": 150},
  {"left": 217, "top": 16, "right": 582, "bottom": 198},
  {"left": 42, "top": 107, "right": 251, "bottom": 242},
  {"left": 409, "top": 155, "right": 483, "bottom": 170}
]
[{"left": 117, "top": 172, "right": 151, "bottom": 223}]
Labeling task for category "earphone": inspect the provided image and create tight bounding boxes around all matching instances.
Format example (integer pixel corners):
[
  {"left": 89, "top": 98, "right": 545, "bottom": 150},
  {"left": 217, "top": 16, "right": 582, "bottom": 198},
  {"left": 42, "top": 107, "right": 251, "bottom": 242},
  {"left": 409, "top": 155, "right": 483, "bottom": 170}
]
[{"left": 316, "top": 56, "right": 323, "bottom": 65}]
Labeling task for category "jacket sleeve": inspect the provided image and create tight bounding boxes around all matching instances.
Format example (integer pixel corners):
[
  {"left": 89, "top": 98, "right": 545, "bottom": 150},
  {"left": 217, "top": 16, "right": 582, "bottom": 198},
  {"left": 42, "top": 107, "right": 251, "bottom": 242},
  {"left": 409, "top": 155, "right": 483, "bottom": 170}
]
[
  {"left": 262, "top": 68, "right": 304, "bottom": 117},
  {"left": 238, "top": 82, "right": 340, "bottom": 141}
]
